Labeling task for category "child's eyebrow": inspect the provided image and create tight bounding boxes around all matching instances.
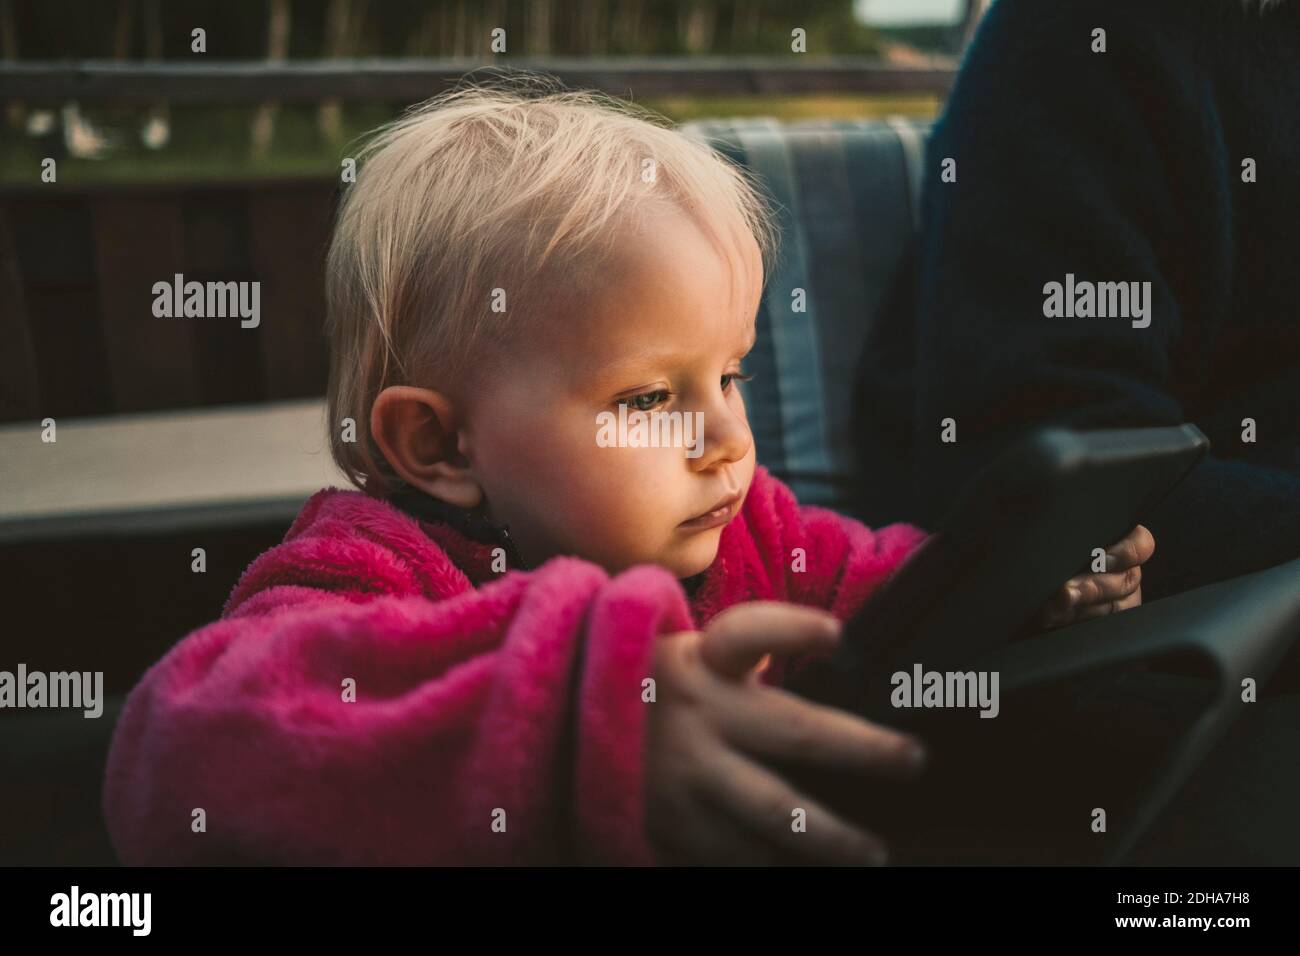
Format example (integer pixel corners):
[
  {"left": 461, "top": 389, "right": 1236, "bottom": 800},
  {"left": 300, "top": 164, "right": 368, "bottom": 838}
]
[
  {"left": 590, "top": 347, "right": 691, "bottom": 385},
  {"left": 588, "top": 328, "right": 756, "bottom": 390}
]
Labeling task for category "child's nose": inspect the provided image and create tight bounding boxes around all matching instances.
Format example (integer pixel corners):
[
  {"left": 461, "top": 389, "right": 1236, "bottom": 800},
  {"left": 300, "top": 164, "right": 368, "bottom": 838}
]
[{"left": 689, "top": 405, "right": 752, "bottom": 470}]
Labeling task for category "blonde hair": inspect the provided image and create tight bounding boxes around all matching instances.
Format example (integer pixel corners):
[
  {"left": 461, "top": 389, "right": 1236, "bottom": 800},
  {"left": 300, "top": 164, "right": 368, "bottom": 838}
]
[{"left": 325, "top": 70, "right": 780, "bottom": 497}]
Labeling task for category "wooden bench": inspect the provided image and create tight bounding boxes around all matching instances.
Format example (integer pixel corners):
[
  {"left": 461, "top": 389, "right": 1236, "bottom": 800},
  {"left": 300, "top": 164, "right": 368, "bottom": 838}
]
[{"left": 0, "top": 398, "right": 344, "bottom": 543}]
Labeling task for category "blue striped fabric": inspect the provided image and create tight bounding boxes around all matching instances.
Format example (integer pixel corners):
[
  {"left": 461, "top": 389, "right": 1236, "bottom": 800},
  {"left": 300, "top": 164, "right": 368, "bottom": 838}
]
[{"left": 679, "top": 117, "right": 932, "bottom": 511}]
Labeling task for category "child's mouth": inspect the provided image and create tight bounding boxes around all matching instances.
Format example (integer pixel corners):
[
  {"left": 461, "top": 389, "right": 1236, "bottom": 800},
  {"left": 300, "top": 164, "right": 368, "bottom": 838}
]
[{"left": 678, "top": 490, "right": 743, "bottom": 531}]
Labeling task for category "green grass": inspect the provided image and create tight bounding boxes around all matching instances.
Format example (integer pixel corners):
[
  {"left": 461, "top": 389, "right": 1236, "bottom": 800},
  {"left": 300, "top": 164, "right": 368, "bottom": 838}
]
[
  {"left": 1, "top": 94, "right": 940, "bottom": 187},
  {"left": 642, "top": 92, "right": 940, "bottom": 122}
]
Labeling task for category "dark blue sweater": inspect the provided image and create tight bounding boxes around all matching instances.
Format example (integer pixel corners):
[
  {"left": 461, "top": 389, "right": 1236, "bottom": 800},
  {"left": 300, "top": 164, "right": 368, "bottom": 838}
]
[{"left": 856, "top": 0, "right": 1300, "bottom": 599}]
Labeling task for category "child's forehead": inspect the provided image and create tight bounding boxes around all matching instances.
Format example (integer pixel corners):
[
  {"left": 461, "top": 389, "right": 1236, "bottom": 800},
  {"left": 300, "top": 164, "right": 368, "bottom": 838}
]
[
  {"left": 511, "top": 204, "right": 762, "bottom": 380},
  {"left": 560, "top": 235, "right": 755, "bottom": 326},
  {"left": 593, "top": 206, "right": 762, "bottom": 315},
  {"left": 527, "top": 282, "right": 756, "bottom": 391}
]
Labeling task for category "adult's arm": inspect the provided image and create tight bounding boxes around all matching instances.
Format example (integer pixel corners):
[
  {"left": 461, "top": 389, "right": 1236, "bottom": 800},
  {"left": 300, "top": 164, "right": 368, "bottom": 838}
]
[{"left": 912, "top": 0, "right": 1300, "bottom": 597}]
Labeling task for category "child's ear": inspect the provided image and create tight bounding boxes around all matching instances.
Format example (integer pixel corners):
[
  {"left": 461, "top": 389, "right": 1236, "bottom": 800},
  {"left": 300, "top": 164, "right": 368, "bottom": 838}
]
[{"left": 370, "top": 386, "right": 483, "bottom": 509}]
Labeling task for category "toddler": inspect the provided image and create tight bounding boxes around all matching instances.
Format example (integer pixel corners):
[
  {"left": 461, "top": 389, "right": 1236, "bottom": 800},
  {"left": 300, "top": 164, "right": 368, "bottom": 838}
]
[{"left": 103, "top": 76, "right": 1154, "bottom": 866}]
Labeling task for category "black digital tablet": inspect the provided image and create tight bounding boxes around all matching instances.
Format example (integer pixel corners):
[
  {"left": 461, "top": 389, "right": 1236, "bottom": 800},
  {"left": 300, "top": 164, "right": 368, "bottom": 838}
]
[
  {"left": 772, "top": 424, "right": 1300, "bottom": 865},
  {"left": 783, "top": 424, "right": 1210, "bottom": 723},
  {"left": 779, "top": 551, "right": 1300, "bottom": 865}
]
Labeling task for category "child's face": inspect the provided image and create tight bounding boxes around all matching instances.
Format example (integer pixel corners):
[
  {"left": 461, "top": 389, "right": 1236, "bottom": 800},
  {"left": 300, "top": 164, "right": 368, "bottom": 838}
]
[{"left": 463, "top": 204, "right": 762, "bottom": 577}]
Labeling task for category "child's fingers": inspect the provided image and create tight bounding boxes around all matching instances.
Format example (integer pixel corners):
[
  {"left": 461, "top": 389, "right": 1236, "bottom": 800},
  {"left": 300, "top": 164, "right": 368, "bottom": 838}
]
[
  {"left": 697, "top": 746, "right": 891, "bottom": 866},
  {"left": 653, "top": 797, "right": 784, "bottom": 866},
  {"left": 716, "top": 685, "right": 927, "bottom": 779},
  {"left": 1039, "top": 569, "right": 1143, "bottom": 628},
  {"left": 1065, "top": 564, "right": 1142, "bottom": 607},
  {"left": 700, "top": 602, "right": 841, "bottom": 680},
  {"left": 1071, "top": 586, "right": 1142, "bottom": 621},
  {"left": 1102, "top": 524, "right": 1156, "bottom": 571}
]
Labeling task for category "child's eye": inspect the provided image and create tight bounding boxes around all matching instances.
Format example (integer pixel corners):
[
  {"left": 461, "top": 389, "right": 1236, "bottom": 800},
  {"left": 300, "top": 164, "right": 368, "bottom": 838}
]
[
  {"left": 722, "top": 371, "right": 755, "bottom": 391},
  {"left": 624, "top": 390, "right": 669, "bottom": 412}
]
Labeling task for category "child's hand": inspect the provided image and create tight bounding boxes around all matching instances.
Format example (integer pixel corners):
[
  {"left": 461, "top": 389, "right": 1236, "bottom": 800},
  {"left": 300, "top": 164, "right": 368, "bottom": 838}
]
[
  {"left": 644, "top": 602, "right": 926, "bottom": 866},
  {"left": 1033, "top": 524, "right": 1156, "bottom": 630}
]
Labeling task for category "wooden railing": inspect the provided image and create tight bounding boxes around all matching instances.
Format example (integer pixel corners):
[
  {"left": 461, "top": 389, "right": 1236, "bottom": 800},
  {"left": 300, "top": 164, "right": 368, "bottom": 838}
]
[{"left": 1, "top": 57, "right": 958, "bottom": 104}]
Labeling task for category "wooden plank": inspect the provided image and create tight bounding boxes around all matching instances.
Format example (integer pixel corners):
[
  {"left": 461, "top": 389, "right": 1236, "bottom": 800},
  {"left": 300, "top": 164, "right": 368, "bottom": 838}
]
[
  {"left": 0, "top": 58, "right": 959, "bottom": 104},
  {"left": 246, "top": 184, "right": 334, "bottom": 401},
  {"left": 0, "top": 398, "right": 345, "bottom": 528},
  {"left": 8, "top": 197, "right": 114, "bottom": 419},
  {"left": 91, "top": 196, "right": 199, "bottom": 412},
  {"left": 182, "top": 192, "right": 265, "bottom": 407},
  {"left": 0, "top": 203, "right": 40, "bottom": 422}
]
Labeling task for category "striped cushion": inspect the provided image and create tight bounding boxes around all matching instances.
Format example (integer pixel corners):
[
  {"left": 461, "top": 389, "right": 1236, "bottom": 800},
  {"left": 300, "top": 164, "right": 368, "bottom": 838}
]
[{"left": 678, "top": 117, "right": 930, "bottom": 514}]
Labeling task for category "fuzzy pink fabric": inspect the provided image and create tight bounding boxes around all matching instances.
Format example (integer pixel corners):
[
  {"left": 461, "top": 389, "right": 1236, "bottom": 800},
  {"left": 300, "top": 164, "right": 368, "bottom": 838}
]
[{"left": 102, "top": 465, "right": 928, "bottom": 865}]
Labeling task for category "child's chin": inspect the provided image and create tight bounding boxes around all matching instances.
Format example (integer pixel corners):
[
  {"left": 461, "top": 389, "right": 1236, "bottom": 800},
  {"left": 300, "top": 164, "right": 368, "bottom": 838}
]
[{"left": 668, "top": 532, "right": 723, "bottom": 578}]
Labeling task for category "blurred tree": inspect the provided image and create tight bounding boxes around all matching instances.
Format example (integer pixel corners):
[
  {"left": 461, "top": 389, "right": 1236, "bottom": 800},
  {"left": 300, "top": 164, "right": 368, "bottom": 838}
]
[
  {"left": 1, "top": 0, "right": 887, "bottom": 58},
  {"left": 250, "top": 0, "right": 291, "bottom": 157},
  {"left": 318, "top": 0, "right": 364, "bottom": 142}
]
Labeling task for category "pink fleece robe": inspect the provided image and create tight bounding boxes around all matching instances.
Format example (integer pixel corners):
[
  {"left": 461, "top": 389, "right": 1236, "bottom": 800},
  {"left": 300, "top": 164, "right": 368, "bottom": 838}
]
[{"left": 102, "top": 465, "right": 928, "bottom": 866}]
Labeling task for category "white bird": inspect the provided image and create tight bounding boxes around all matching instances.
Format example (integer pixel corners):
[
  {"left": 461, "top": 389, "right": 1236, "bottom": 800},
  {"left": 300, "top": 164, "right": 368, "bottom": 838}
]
[
  {"left": 62, "top": 102, "right": 113, "bottom": 159},
  {"left": 26, "top": 109, "right": 55, "bottom": 137},
  {"left": 141, "top": 109, "right": 170, "bottom": 150}
]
